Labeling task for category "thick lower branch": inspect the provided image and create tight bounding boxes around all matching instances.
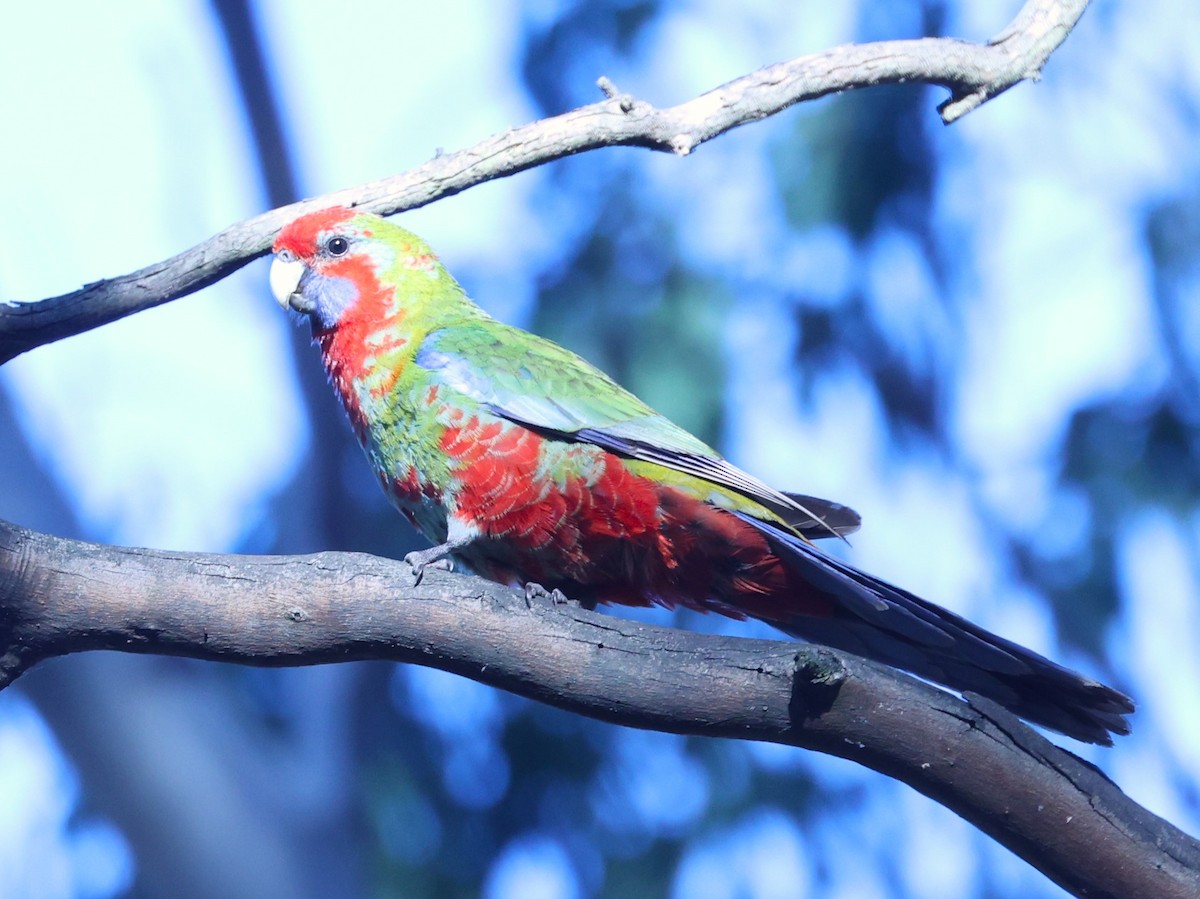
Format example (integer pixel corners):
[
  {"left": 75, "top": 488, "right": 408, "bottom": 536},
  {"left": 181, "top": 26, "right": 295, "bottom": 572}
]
[
  {"left": 0, "top": 518, "right": 1195, "bottom": 898},
  {"left": 0, "top": 0, "right": 1089, "bottom": 365}
]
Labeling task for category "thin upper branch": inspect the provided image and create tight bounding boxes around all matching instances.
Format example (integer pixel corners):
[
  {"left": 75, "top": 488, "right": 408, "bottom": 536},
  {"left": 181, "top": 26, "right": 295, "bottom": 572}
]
[
  {"left": 0, "top": 518, "right": 1196, "bottom": 899},
  {"left": 0, "top": 0, "right": 1089, "bottom": 365}
]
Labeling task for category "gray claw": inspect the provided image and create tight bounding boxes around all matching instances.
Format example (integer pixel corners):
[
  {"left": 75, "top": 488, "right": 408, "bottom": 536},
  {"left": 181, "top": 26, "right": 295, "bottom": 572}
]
[
  {"left": 406, "top": 549, "right": 454, "bottom": 585},
  {"left": 524, "top": 582, "right": 569, "bottom": 606}
]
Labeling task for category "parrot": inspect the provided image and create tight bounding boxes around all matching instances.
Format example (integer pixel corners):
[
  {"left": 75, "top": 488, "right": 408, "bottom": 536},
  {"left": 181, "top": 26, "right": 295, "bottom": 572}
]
[{"left": 270, "top": 205, "right": 1133, "bottom": 745}]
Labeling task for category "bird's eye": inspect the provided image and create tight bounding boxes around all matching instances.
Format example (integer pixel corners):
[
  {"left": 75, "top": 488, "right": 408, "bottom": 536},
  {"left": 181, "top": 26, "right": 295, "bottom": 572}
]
[{"left": 326, "top": 236, "right": 350, "bottom": 257}]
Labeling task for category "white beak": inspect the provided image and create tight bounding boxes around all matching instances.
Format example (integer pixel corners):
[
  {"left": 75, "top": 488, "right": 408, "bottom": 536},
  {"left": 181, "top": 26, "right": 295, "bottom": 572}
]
[{"left": 270, "top": 257, "right": 306, "bottom": 309}]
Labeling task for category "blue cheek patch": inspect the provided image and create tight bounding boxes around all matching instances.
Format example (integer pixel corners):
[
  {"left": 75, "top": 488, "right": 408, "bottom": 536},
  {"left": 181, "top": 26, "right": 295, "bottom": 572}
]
[{"left": 298, "top": 269, "right": 359, "bottom": 330}]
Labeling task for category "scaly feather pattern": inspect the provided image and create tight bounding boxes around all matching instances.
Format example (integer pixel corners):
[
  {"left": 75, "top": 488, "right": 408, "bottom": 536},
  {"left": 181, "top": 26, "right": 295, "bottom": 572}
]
[{"left": 271, "top": 207, "right": 1134, "bottom": 744}]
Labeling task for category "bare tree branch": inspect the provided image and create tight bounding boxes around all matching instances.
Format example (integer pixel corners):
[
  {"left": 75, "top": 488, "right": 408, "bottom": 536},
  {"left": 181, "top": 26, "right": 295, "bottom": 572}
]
[
  {"left": 0, "top": 517, "right": 1196, "bottom": 899},
  {"left": 0, "top": 0, "right": 1089, "bottom": 365}
]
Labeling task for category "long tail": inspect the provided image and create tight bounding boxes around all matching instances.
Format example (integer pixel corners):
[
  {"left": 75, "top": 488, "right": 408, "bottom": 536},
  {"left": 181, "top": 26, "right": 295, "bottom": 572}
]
[{"left": 734, "top": 513, "right": 1134, "bottom": 745}]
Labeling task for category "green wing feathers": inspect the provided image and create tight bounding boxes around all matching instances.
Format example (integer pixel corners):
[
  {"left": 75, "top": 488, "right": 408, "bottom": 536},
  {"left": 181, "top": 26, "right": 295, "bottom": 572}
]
[{"left": 414, "top": 321, "right": 857, "bottom": 538}]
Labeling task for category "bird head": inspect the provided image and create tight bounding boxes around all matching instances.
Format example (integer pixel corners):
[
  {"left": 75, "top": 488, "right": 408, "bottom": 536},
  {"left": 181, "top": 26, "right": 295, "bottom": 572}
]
[
  {"left": 269, "top": 206, "right": 386, "bottom": 332},
  {"left": 272, "top": 206, "right": 457, "bottom": 336}
]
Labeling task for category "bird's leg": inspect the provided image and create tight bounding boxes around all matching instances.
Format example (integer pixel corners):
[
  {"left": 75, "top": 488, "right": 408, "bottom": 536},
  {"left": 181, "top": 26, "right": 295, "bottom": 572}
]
[
  {"left": 524, "top": 582, "right": 601, "bottom": 611},
  {"left": 524, "top": 582, "right": 570, "bottom": 607},
  {"left": 405, "top": 535, "right": 472, "bottom": 585}
]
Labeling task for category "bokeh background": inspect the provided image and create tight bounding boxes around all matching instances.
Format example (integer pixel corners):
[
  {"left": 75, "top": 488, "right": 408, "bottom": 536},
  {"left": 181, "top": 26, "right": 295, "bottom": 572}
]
[{"left": 2, "top": 1, "right": 1198, "bottom": 897}]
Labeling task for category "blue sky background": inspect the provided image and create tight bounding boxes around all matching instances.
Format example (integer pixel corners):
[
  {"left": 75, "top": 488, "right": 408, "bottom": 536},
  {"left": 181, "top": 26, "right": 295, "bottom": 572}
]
[{"left": 1, "top": 1, "right": 1199, "bottom": 897}]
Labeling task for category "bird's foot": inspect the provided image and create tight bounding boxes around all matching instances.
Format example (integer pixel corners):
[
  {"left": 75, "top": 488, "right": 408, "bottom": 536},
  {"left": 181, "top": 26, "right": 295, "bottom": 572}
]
[
  {"left": 405, "top": 546, "right": 455, "bottom": 585},
  {"left": 524, "top": 582, "right": 570, "bottom": 608}
]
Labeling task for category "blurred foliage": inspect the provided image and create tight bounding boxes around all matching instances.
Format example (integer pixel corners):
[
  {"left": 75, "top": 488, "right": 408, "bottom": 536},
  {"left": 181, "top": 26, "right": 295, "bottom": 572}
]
[
  {"left": 780, "top": 76, "right": 948, "bottom": 443},
  {"left": 1022, "top": 188, "right": 1200, "bottom": 653}
]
